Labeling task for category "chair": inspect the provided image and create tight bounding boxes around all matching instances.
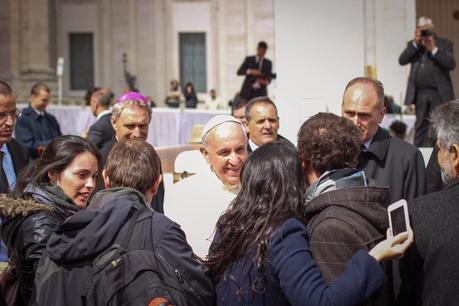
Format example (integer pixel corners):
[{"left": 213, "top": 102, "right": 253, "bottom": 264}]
[
  {"left": 188, "top": 124, "right": 204, "bottom": 144},
  {"left": 173, "top": 150, "right": 208, "bottom": 183},
  {"left": 155, "top": 144, "right": 200, "bottom": 174}
]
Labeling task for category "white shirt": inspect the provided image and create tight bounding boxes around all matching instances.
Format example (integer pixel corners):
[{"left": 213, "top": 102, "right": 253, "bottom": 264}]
[
  {"left": 96, "top": 109, "right": 111, "bottom": 120},
  {"left": 249, "top": 138, "right": 259, "bottom": 151},
  {"left": 204, "top": 96, "right": 225, "bottom": 110},
  {"left": 363, "top": 137, "right": 374, "bottom": 150},
  {"left": 164, "top": 166, "right": 239, "bottom": 258},
  {"left": 32, "top": 108, "right": 45, "bottom": 116}
]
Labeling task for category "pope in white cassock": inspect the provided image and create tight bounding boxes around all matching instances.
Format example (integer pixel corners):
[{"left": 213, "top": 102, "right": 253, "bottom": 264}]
[{"left": 164, "top": 115, "right": 248, "bottom": 258}]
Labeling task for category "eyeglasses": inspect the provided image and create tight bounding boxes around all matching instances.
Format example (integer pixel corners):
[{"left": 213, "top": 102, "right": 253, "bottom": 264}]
[{"left": 0, "top": 109, "right": 21, "bottom": 122}]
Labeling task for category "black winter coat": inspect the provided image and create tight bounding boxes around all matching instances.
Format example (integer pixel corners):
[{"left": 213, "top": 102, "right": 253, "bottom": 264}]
[
  {"left": 0, "top": 184, "right": 79, "bottom": 306},
  {"left": 357, "top": 128, "right": 426, "bottom": 203}
]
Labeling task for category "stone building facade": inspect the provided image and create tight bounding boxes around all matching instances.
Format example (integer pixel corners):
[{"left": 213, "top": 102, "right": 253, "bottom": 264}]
[{"left": 0, "top": 0, "right": 275, "bottom": 104}]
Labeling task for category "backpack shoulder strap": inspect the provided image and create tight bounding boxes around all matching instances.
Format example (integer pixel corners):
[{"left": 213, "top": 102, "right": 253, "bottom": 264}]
[
  {"left": 116, "top": 209, "right": 143, "bottom": 249},
  {"left": 92, "top": 208, "right": 146, "bottom": 269},
  {"left": 151, "top": 212, "right": 172, "bottom": 249}
]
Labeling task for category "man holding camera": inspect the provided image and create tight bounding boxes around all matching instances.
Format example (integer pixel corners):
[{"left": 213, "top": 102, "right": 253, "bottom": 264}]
[{"left": 399, "top": 16, "right": 455, "bottom": 147}]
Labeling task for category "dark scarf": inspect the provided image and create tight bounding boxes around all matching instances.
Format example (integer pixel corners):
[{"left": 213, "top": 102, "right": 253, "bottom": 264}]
[
  {"left": 304, "top": 168, "right": 368, "bottom": 205},
  {"left": 23, "top": 183, "right": 79, "bottom": 218},
  {"left": 89, "top": 187, "right": 148, "bottom": 210}
]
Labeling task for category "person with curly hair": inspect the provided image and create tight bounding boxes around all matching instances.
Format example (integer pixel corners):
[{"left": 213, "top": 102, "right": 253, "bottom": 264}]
[
  {"left": 298, "top": 112, "right": 396, "bottom": 305},
  {"left": 207, "top": 140, "right": 413, "bottom": 306}
]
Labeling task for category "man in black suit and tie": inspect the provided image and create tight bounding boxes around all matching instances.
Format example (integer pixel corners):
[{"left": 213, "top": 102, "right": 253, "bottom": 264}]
[
  {"left": 399, "top": 16, "right": 456, "bottom": 147},
  {"left": 86, "top": 88, "right": 115, "bottom": 149},
  {"left": 0, "top": 80, "right": 30, "bottom": 261},
  {"left": 237, "top": 41, "right": 273, "bottom": 101}
]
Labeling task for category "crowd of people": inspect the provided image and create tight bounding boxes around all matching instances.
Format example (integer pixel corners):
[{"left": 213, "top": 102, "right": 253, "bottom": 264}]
[
  {"left": 0, "top": 15, "right": 456, "bottom": 306},
  {"left": 0, "top": 71, "right": 456, "bottom": 306},
  {"left": 164, "top": 80, "right": 226, "bottom": 110}
]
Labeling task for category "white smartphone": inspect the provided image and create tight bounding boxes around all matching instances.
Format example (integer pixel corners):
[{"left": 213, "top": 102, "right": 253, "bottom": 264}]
[{"left": 387, "top": 199, "right": 411, "bottom": 236}]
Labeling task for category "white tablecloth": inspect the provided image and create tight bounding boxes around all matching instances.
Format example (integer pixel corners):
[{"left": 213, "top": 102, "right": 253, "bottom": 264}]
[{"left": 18, "top": 105, "right": 229, "bottom": 147}]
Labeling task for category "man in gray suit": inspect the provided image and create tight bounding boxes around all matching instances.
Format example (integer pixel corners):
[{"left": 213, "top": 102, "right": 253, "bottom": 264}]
[
  {"left": 398, "top": 100, "right": 459, "bottom": 306},
  {"left": 399, "top": 16, "right": 455, "bottom": 147}
]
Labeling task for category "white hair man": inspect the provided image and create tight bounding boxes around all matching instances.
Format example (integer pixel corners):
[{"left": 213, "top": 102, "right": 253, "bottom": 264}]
[
  {"left": 398, "top": 100, "right": 459, "bottom": 306},
  {"left": 165, "top": 115, "right": 248, "bottom": 258}
]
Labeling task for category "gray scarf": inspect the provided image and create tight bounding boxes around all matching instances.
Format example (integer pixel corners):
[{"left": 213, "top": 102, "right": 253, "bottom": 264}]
[{"left": 304, "top": 168, "right": 368, "bottom": 205}]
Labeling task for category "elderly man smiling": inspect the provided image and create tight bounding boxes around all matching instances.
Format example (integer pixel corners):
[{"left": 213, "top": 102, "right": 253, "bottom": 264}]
[{"left": 165, "top": 115, "right": 248, "bottom": 258}]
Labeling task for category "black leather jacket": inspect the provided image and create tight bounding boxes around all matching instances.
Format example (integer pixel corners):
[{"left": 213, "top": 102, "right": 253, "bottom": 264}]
[{"left": 0, "top": 184, "right": 78, "bottom": 306}]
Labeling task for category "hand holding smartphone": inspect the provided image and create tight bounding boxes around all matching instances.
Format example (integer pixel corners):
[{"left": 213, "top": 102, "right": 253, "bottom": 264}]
[
  {"left": 368, "top": 199, "right": 414, "bottom": 262},
  {"left": 388, "top": 199, "right": 411, "bottom": 236}
]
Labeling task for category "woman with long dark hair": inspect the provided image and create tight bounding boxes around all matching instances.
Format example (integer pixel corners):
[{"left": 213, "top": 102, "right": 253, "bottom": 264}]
[
  {"left": 0, "top": 135, "right": 100, "bottom": 306},
  {"left": 207, "top": 141, "right": 412, "bottom": 306}
]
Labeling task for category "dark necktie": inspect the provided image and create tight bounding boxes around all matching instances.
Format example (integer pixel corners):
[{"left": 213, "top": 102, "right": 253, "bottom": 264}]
[
  {"left": 38, "top": 114, "right": 51, "bottom": 139},
  {"left": 0, "top": 152, "right": 10, "bottom": 193}
]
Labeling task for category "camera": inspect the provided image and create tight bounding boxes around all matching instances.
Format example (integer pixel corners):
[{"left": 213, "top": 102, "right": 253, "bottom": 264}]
[{"left": 421, "top": 29, "right": 434, "bottom": 37}]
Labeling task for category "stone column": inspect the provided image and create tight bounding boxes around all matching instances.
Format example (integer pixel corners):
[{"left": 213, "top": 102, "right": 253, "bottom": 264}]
[
  {"left": 153, "top": 0, "right": 167, "bottom": 105},
  {"left": 0, "top": 0, "right": 12, "bottom": 80},
  {"left": 19, "top": 0, "right": 54, "bottom": 79},
  {"left": 99, "top": 0, "right": 113, "bottom": 89}
]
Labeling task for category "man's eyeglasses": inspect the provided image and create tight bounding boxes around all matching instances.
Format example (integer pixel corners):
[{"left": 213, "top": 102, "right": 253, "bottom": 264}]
[{"left": 0, "top": 109, "right": 21, "bottom": 122}]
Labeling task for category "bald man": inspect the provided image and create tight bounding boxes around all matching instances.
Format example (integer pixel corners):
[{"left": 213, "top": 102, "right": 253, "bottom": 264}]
[
  {"left": 165, "top": 115, "right": 248, "bottom": 258},
  {"left": 341, "top": 77, "right": 426, "bottom": 203}
]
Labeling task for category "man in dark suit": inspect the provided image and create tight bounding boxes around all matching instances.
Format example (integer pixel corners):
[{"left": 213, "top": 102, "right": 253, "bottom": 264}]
[
  {"left": 399, "top": 16, "right": 455, "bottom": 147},
  {"left": 15, "top": 82, "right": 62, "bottom": 158},
  {"left": 96, "top": 91, "right": 164, "bottom": 213},
  {"left": 398, "top": 100, "right": 459, "bottom": 306},
  {"left": 425, "top": 143, "right": 443, "bottom": 193},
  {"left": 244, "top": 96, "right": 292, "bottom": 153},
  {"left": 341, "top": 77, "right": 426, "bottom": 203},
  {"left": 0, "top": 80, "right": 30, "bottom": 261},
  {"left": 86, "top": 88, "right": 115, "bottom": 149},
  {"left": 237, "top": 41, "right": 273, "bottom": 101}
]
